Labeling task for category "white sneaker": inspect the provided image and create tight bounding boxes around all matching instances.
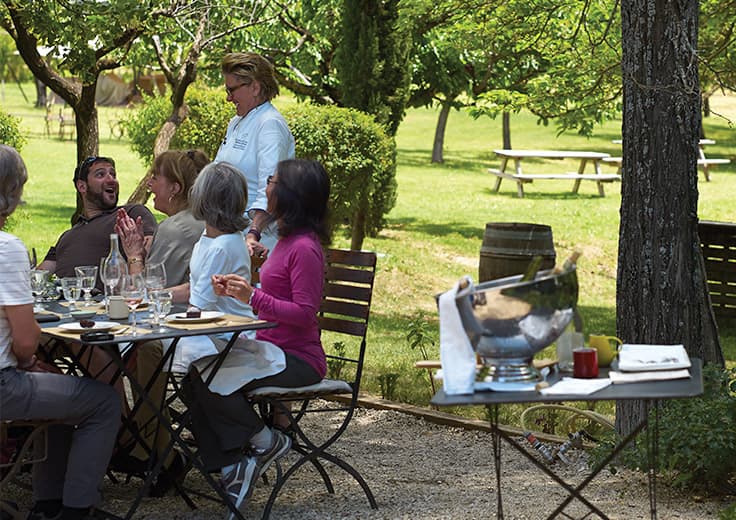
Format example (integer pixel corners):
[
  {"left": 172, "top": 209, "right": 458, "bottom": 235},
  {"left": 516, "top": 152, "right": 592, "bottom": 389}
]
[
  {"left": 254, "top": 429, "right": 292, "bottom": 478},
  {"left": 221, "top": 455, "right": 258, "bottom": 519}
]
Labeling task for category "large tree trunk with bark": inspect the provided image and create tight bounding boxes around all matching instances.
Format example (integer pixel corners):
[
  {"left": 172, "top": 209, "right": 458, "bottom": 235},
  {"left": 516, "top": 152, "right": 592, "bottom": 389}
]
[
  {"left": 616, "top": 0, "right": 723, "bottom": 436},
  {"left": 431, "top": 101, "right": 451, "bottom": 163}
]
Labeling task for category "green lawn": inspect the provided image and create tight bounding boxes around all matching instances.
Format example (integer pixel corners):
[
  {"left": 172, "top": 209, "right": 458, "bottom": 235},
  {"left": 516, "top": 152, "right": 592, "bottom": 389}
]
[{"left": 4, "top": 82, "right": 736, "bottom": 409}]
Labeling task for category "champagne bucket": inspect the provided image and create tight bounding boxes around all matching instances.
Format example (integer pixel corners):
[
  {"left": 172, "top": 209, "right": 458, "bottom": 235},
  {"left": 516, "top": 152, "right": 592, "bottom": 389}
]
[{"left": 454, "top": 268, "right": 578, "bottom": 382}]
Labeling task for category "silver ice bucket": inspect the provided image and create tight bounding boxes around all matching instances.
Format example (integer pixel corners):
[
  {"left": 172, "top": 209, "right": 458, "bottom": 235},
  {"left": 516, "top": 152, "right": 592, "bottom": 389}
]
[{"left": 454, "top": 268, "right": 578, "bottom": 382}]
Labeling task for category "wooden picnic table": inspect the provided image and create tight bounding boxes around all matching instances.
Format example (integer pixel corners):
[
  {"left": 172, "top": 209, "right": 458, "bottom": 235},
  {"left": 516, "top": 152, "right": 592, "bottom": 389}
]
[
  {"left": 488, "top": 149, "right": 621, "bottom": 198},
  {"left": 608, "top": 139, "right": 730, "bottom": 181}
]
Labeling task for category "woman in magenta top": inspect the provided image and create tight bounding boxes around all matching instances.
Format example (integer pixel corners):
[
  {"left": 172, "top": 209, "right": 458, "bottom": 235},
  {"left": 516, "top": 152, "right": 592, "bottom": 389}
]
[{"left": 181, "top": 159, "right": 331, "bottom": 514}]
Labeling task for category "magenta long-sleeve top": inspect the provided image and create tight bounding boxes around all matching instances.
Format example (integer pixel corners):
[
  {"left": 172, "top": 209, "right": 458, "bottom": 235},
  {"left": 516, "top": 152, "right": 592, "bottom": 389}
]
[{"left": 252, "top": 230, "right": 326, "bottom": 378}]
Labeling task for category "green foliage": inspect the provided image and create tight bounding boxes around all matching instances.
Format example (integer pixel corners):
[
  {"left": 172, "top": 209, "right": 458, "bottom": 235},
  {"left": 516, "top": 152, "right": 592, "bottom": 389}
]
[
  {"left": 612, "top": 364, "right": 736, "bottom": 493},
  {"left": 0, "top": 108, "right": 26, "bottom": 151},
  {"left": 123, "top": 86, "right": 232, "bottom": 164},
  {"left": 283, "top": 103, "right": 397, "bottom": 249},
  {"left": 406, "top": 312, "right": 437, "bottom": 361},
  {"left": 337, "top": 0, "right": 413, "bottom": 137},
  {"left": 326, "top": 341, "right": 348, "bottom": 380},
  {"left": 720, "top": 502, "right": 736, "bottom": 520}
]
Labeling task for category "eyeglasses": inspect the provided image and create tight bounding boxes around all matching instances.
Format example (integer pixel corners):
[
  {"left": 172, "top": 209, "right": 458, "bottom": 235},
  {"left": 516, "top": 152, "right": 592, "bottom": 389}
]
[
  {"left": 225, "top": 83, "right": 247, "bottom": 96},
  {"left": 74, "top": 156, "right": 98, "bottom": 182},
  {"left": 267, "top": 175, "right": 277, "bottom": 185}
]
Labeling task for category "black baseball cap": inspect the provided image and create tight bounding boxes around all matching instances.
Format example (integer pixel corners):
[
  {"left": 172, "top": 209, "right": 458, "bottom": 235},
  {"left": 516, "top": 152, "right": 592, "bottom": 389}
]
[{"left": 73, "top": 156, "right": 115, "bottom": 183}]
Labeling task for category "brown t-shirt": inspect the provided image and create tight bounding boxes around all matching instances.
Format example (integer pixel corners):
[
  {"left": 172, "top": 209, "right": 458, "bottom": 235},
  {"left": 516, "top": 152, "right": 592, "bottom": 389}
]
[{"left": 44, "top": 204, "right": 157, "bottom": 290}]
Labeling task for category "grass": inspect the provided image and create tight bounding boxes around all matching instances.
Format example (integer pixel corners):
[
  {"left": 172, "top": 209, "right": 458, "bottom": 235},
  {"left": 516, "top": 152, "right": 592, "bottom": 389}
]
[{"left": 4, "top": 82, "right": 736, "bottom": 413}]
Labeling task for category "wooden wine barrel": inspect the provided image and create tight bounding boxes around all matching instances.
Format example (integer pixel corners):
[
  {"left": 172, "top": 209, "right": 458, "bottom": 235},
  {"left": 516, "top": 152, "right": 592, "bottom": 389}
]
[{"left": 479, "top": 222, "right": 556, "bottom": 282}]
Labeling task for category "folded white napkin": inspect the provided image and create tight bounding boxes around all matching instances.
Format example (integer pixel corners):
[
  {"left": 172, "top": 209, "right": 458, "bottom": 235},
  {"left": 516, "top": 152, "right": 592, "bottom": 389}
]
[
  {"left": 609, "top": 369, "right": 690, "bottom": 384},
  {"left": 439, "top": 277, "right": 477, "bottom": 395},
  {"left": 539, "top": 377, "right": 611, "bottom": 396}
]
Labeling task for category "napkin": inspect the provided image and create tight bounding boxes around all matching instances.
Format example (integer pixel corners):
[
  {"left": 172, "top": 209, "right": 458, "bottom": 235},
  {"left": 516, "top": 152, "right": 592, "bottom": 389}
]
[
  {"left": 193, "top": 338, "right": 286, "bottom": 396},
  {"left": 439, "top": 277, "right": 476, "bottom": 395},
  {"left": 609, "top": 369, "right": 690, "bottom": 384},
  {"left": 539, "top": 377, "right": 611, "bottom": 396}
]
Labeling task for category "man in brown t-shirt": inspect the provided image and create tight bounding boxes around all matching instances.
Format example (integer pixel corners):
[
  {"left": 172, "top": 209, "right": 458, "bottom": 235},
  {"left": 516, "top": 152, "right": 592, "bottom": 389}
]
[
  {"left": 39, "top": 156, "right": 157, "bottom": 290},
  {"left": 39, "top": 157, "right": 186, "bottom": 496}
]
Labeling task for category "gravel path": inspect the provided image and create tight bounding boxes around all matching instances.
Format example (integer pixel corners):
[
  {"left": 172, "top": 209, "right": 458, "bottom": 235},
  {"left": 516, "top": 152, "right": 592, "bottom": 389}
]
[{"left": 5, "top": 407, "right": 731, "bottom": 519}]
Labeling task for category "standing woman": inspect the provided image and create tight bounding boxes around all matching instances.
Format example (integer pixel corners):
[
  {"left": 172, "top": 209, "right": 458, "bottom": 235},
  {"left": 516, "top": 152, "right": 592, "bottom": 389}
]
[
  {"left": 181, "top": 159, "right": 331, "bottom": 514},
  {"left": 215, "top": 52, "right": 295, "bottom": 256},
  {"left": 0, "top": 145, "right": 120, "bottom": 520}
]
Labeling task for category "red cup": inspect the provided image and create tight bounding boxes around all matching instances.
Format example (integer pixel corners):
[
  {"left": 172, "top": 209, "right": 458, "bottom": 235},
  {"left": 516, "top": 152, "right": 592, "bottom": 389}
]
[{"left": 573, "top": 348, "right": 599, "bottom": 378}]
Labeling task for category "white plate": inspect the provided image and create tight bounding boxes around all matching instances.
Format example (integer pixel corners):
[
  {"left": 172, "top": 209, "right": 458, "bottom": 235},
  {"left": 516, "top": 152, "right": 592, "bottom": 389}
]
[
  {"left": 617, "top": 344, "right": 691, "bottom": 372},
  {"left": 59, "top": 321, "right": 119, "bottom": 333},
  {"left": 165, "top": 311, "right": 225, "bottom": 323}
]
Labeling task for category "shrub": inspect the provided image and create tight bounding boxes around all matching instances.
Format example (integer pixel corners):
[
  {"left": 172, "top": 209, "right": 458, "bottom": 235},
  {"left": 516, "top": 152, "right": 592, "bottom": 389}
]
[
  {"left": 123, "top": 86, "right": 232, "bottom": 165},
  {"left": 283, "top": 103, "right": 397, "bottom": 250},
  {"left": 123, "top": 93, "right": 397, "bottom": 249},
  {"left": 613, "top": 364, "right": 736, "bottom": 493},
  {"left": 0, "top": 108, "right": 26, "bottom": 151}
]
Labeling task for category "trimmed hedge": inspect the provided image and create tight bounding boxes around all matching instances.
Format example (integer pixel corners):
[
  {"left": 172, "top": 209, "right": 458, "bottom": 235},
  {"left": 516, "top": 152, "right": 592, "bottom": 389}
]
[
  {"left": 0, "top": 109, "right": 26, "bottom": 151},
  {"left": 124, "top": 91, "right": 396, "bottom": 249}
]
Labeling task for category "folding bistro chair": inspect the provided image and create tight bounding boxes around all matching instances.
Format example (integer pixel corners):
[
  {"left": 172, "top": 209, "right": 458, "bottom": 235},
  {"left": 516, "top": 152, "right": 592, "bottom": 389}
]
[
  {"left": 247, "top": 248, "right": 378, "bottom": 518},
  {"left": 0, "top": 420, "right": 57, "bottom": 520}
]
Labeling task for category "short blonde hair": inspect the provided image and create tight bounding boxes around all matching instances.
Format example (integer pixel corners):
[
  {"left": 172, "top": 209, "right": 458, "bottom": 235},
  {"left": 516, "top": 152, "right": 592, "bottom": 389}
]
[
  {"left": 0, "top": 144, "right": 27, "bottom": 218},
  {"left": 221, "top": 52, "right": 279, "bottom": 101},
  {"left": 151, "top": 149, "right": 209, "bottom": 207}
]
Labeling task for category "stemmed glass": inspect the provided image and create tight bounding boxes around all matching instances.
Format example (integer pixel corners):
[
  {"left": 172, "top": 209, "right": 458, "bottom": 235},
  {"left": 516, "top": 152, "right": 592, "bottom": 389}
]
[
  {"left": 75, "top": 265, "right": 98, "bottom": 307},
  {"left": 101, "top": 256, "right": 127, "bottom": 307},
  {"left": 150, "top": 289, "right": 173, "bottom": 332},
  {"left": 60, "top": 277, "right": 81, "bottom": 313},
  {"left": 144, "top": 263, "right": 167, "bottom": 293},
  {"left": 30, "top": 269, "right": 49, "bottom": 312},
  {"left": 121, "top": 273, "right": 145, "bottom": 336}
]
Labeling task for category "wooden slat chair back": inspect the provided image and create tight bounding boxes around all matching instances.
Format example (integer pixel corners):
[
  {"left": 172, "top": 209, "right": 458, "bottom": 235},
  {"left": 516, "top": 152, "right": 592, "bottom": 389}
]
[{"left": 247, "top": 248, "right": 378, "bottom": 518}]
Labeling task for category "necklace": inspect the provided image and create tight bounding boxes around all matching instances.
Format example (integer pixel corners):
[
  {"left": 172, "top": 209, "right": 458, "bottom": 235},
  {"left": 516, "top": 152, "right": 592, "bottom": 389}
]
[{"left": 222, "top": 115, "right": 246, "bottom": 146}]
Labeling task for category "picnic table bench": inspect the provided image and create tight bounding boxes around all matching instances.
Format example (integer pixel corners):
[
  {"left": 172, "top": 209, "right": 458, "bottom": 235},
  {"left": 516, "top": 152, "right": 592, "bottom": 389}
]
[
  {"left": 608, "top": 139, "right": 731, "bottom": 181},
  {"left": 488, "top": 149, "right": 620, "bottom": 198}
]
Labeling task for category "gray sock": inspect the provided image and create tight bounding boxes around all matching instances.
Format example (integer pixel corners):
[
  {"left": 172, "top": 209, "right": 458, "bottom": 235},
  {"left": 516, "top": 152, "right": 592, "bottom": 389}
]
[{"left": 250, "top": 425, "right": 273, "bottom": 451}]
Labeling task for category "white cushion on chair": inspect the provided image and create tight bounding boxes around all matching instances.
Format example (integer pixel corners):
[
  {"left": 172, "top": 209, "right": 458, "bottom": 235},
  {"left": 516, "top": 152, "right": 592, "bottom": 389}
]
[{"left": 247, "top": 378, "right": 352, "bottom": 398}]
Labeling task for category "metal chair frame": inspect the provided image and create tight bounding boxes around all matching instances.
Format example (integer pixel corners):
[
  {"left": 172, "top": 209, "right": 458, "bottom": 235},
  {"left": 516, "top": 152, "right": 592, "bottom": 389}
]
[{"left": 247, "top": 248, "right": 378, "bottom": 518}]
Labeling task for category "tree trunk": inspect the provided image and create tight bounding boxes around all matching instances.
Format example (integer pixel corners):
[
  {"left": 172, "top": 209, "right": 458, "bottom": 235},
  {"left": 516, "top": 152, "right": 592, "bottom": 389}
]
[
  {"left": 351, "top": 205, "right": 367, "bottom": 251},
  {"left": 71, "top": 84, "right": 101, "bottom": 225},
  {"left": 502, "top": 111, "right": 511, "bottom": 149},
  {"left": 431, "top": 101, "right": 451, "bottom": 163},
  {"left": 616, "top": 0, "right": 723, "bottom": 436},
  {"left": 35, "top": 78, "right": 47, "bottom": 107}
]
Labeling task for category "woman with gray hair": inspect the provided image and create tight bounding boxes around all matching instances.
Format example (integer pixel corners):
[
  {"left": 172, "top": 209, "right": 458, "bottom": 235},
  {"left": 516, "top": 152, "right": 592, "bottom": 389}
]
[
  {"left": 166, "top": 161, "right": 257, "bottom": 372},
  {"left": 215, "top": 52, "right": 295, "bottom": 256},
  {"left": 0, "top": 145, "right": 120, "bottom": 520}
]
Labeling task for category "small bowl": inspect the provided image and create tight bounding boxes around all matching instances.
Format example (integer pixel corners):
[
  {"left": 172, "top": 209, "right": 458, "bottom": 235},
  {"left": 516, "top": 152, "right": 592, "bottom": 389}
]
[{"left": 70, "top": 310, "right": 96, "bottom": 319}]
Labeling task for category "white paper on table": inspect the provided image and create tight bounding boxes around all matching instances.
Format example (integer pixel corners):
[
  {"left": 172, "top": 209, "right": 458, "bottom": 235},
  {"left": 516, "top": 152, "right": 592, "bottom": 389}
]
[
  {"left": 609, "top": 369, "right": 690, "bottom": 384},
  {"left": 617, "top": 344, "right": 691, "bottom": 372},
  {"left": 539, "top": 377, "right": 611, "bottom": 396}
]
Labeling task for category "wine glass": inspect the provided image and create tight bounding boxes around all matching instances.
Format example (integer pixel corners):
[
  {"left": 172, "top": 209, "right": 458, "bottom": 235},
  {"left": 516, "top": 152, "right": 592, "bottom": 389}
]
[
  {"left": 144, "top": 262, "right": 167, "bottom": 302},
  {"left": 121, "top": 273, "right": 145, "bottom": 336},
  {"left": 59, "top": 277, "right": 82, "bottom": 313},
  {"left": 101, "top": 256, "right": 127, "bottom": 305},
  {"left": 150, "top": 289, "right": 173, "bottom": 332},
  {"left": 30, "top": 269, "right": 49, "bottom": 312},
  {"left": 75, "top": 265, "right": 98, "bottom": 307}
]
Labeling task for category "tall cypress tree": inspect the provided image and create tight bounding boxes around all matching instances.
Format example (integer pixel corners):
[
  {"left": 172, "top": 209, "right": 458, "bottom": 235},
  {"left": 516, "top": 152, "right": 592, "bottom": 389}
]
[{"left": 337, "top": 0, "right": 412, "bottom": 136}]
